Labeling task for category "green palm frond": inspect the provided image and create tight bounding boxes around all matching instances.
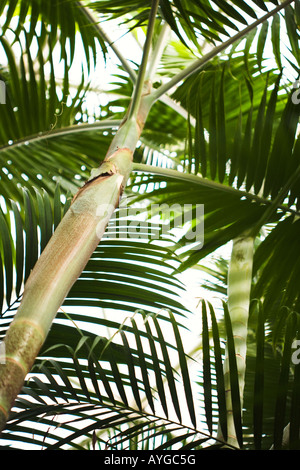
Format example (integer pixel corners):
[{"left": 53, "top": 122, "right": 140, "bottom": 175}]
[
  {"left": 128, "top": 171, "right": 275, "bottom": 270},
  {"left": 253, "top": 217, "right": 300, "bottom": 315},
  {"left": 0, "top": 0, "right": 300, "bottom": 451},
  {"left": 0, "top": 128, "right": 118, "bottom": 200},
  {"left": 172, "top": 59, "right": 297, "bottom": 184},
  {"left": 1, "top": 329, "right": 202, "bottom": 451},
  {"left": 195, "top": 265, "right": 300, "bottom": 450},
  {"left": 0, "top": 0, "right": 107, "bottom": 71},
  {"left": 1, "top": 212, "right": 299, "bottom": 449},
  {"left": 0, "top": 186, "right": 198, "bottom": 448},
  {"left": 243, "top": 303, "right": 300, "bottom": 449},
  {"left": 0, "top": 26, "right": 121, "bottom": 200},
  {"left": 129, "top": 69, "right": 300, "bottom": 280},
  {"left": 88, "top": 0, "right": 281, "bottom": 51},
  {"left": 0, "top": 186, "right": 189, "bottom": 316},
  {"left": 0, "top": 299, "right": 233, "bottom": 450}
]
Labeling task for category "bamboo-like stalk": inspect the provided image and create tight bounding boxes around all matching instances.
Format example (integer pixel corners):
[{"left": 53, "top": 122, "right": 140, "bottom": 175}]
[
  {"left": 0, "top": 0, "right": 160, "bottom": 433},
  {"left": 127, "top": 0, "right": 159, "bottom": 121},
  {"left": 0, "top": 121, "right": 148, "bottom": 435},
  {"left": 0, "top": 150, "right": 130, "bottom": 431},
  {"left": 221, "top": 235, "right": 255, "bottom": 448}
]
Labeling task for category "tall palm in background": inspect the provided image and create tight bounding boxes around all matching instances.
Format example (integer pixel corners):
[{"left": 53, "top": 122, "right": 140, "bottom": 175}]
[{"left": 0, "top": 0, "right": 299, "bottom": 450}]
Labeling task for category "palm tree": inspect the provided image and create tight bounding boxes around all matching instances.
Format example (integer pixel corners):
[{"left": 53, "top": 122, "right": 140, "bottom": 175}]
[{"left": 0, "top": 0, "right": 299, "bottom": 450}]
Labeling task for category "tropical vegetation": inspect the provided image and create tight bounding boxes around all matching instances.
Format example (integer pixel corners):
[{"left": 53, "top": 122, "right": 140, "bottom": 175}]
[{"left": 0, "top": 0, "right": 299, "bottom": 450}]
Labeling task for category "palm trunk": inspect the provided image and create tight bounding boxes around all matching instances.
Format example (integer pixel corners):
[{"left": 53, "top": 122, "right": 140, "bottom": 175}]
[
  {"left": 0, "top": 0, "right": 162, "bottom": 433},
  {"left": 0, "top": 74, "right": 154, "bottom": 438},
  {"left": 0, "top": 140, "right": 133, "bottom": 433},
  {"left": 221, "top": 235, "right": 255, "bottom": 448}
]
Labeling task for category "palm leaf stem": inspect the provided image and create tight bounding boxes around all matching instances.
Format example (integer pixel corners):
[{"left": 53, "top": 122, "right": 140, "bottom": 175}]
[
  {"left": 131, "top": 164, "right": 300, "bottom": 218},
  {"left": 146, "top": 22, "right": 171, "bottom": 83},
  {"left": 0, "top": 120, "right": 122, "bottom": 153},
  {"left": 148, "top": 0, "right": 295, "bottom": 104},
  {"left": 159, "top": 94, "right": 196, "bottom": 126},
  {"left": 68, "top": 11, "right": 187, "bottom": 125},
  {"left": 74, "top": 401, "right": 238, "bottom": 451}
]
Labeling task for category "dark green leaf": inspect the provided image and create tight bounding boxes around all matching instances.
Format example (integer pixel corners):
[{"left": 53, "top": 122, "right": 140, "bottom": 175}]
[
  {"left": 273, "top": 312, "right": 298, "bottom": 449},
  {"left": 201, "top": 300, "right": 213, "bottom": 434},
  {"left": 223, "top": 301, "right": 243, "bottom": 448}
]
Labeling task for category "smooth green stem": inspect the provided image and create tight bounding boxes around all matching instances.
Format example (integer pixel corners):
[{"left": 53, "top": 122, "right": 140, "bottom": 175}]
[
  {"left": 0, "top": 148, "right": 133, "bottom": 432},
  {"left": 0, "top": 82, "right": 155, "bottom": 434},
  {"left": 0, "top": 120, "right": 122, "bottom": 153},
  {"left": 149, "top": 0, "right": 295, "bottom": 104},
  {"left": 128, "top": 0, "right": 160, "bottom": 120},
  {"left": 146, "top": 22, "right": 170, "bottom": 82},
  {"left": 132, "top": 163, "right": 300, "bottom": 217}
]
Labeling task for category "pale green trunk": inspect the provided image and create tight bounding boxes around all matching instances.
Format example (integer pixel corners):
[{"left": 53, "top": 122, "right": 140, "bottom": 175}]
[
  {"left": 221, "top": 236, "right": 255, "bottom": 448},
  {"left": 0, "top": 0, "right": 159, "bottom": 433},
  {"left": 0, "top": 147, "right": 133, "bottom": 431},
  {"left": 0, "top": 106, "right": 153, "bottom": 430}
]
